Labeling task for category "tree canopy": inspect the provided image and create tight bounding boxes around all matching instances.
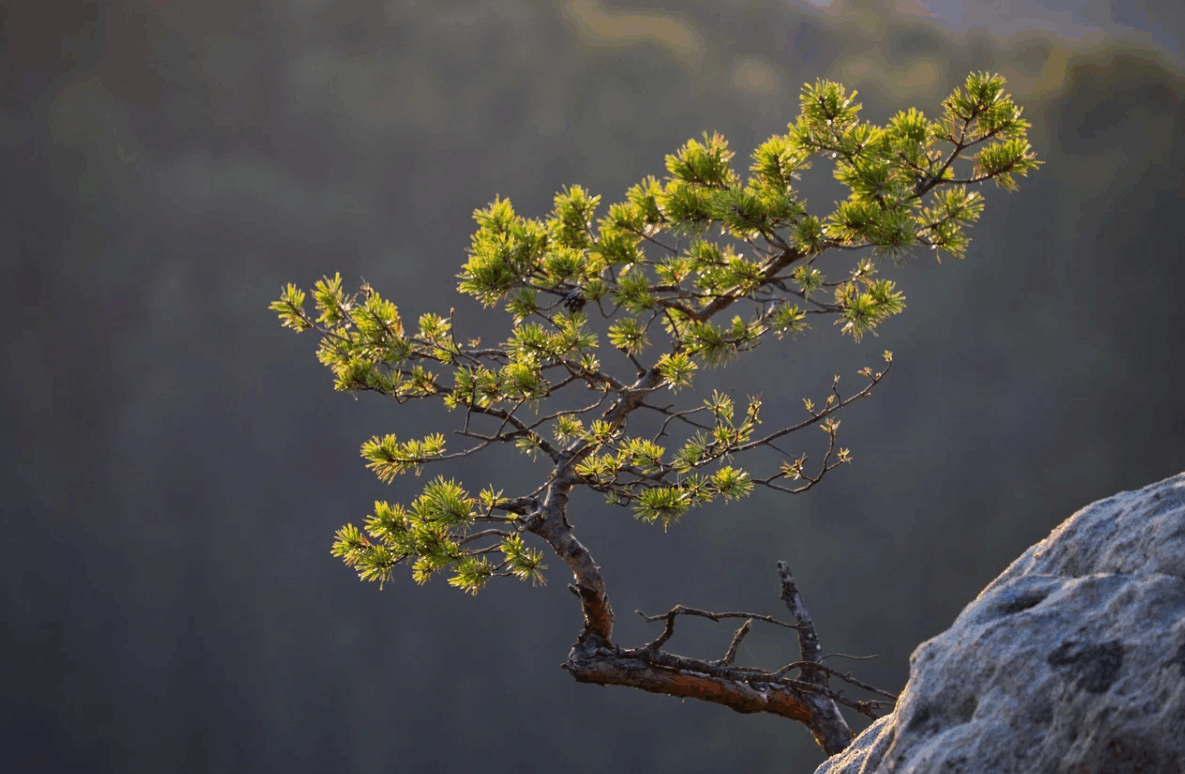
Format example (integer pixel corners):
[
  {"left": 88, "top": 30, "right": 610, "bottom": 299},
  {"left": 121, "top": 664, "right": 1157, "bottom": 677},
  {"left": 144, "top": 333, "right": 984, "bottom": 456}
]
[{"left": 272, "top": 72, "right": 1038, "bottom": 755}]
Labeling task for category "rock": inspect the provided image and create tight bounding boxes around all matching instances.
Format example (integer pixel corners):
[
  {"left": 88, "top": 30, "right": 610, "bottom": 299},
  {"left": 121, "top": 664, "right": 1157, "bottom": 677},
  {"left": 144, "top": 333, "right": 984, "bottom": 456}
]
[{"left": 817, "top": 471, "right": 1185, "bottom": 774}]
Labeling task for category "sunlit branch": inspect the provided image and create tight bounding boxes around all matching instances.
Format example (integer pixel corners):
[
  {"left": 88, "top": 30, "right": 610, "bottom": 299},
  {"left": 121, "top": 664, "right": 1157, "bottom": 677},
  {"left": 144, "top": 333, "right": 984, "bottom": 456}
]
[
  {"left": 453, "top": 400, "right": 560, "bottom": 461},
  {"left": 736, "top": 364, "right": 888, "bottom": 453},
  {"left": 456, "top": 529, "right": 515, "bottom": 546},
  {"left": 755, "top": 421, "right": 845, "bottom": 495},
  {"left": 637, "top": 605, "right": 800, "bottom": 653},
  {"left": 525, "top": 394, "right": 616, "bottom": 433},
  {"left": 638, "top": 402, "right": 715, "bottom": 440}
]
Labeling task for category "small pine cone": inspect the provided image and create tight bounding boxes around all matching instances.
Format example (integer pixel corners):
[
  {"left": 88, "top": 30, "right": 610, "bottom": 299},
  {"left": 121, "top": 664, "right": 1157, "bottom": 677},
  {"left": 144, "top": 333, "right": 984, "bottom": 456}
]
[{"left": 562, "top": 289, "right": 586, "bottom": 313}]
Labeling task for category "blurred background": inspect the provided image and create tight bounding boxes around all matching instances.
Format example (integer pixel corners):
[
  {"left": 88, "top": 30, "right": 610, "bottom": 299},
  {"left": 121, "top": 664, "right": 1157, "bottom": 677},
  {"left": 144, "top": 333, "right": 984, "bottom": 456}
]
[{"left": 3, "top": 0, "right": 1183, "bottom": 771}]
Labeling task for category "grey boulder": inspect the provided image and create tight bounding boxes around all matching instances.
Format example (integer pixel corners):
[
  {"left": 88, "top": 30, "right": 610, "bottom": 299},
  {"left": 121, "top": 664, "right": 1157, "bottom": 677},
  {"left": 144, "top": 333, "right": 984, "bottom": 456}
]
[{"left": 817, "top": 471, "right": 1185, "bottom": 774}]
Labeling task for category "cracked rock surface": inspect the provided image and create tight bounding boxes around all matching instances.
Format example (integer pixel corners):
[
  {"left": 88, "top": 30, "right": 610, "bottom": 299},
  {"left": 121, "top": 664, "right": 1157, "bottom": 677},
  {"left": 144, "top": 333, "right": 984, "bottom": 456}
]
[{"left": 817, "top": 471, "right": 1185, "bottom": 774}]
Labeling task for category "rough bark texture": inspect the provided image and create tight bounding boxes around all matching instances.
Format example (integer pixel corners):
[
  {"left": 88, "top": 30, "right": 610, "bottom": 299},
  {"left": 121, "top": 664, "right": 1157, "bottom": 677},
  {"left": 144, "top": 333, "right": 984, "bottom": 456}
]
[
  {"left": 527, "top": 365, "right": 667, "bottom": 642},
  {"left": 528, "top": 480, "right": 614, "bottom": 641},
  {"left": 816, "top": 471, "right": 1185, "bottom": 774},
  {"left": 779, "top": 561, "right": 855, "bottom": 756},
  {"left": 562, "top": 632, "right": 814, "bottom": 722}
]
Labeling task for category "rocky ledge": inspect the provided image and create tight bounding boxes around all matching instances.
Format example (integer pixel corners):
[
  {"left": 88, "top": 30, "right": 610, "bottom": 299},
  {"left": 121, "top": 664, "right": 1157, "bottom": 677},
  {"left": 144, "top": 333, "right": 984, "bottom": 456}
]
[{"left": 817, "top": 472, "right": 1185, "bottom": 774}]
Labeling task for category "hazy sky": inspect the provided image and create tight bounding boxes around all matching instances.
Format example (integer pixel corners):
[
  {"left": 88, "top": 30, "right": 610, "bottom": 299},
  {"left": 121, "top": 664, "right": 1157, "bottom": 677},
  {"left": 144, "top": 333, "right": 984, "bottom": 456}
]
[{"left": 808, "top": 0, "right": 1182, "bottom": 61}]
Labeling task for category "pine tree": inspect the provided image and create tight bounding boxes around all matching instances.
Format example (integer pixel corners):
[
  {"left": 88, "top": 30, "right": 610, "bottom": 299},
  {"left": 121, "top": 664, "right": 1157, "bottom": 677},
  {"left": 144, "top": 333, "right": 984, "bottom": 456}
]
[{"left": 272, "top": 72, "right": 1038, "bottom": 756}]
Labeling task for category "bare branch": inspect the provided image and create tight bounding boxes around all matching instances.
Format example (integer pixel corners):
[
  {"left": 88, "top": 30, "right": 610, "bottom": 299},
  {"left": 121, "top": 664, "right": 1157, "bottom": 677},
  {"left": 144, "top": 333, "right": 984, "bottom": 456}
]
[
  {"left": 777, "top": 561, "right": 855, "bottom": 755},
  {"left": 456, "top": 529, "right": 514, "bottom": 546},
  {"left": 454, "top": 400, "right": 561, "bottom": 461},
  {"left": 736, "top": 364, "right": 888, "bottom": 453},
  {"left": 770, "top": 661, "right": 898, "bottom": 701},
  {"left": 637, "top": 604, "right": 800, "bottom": 636},
  {"left": 525, "top": 393, "right": 615, "bottom": 433},
  {"left": 638, "top": 401, "right": 715, "bottom": 440},
  {"left": 569, "top": 579, "right": 895, "bottom": 729},
  {"left": 717, "top": 619, "right": 753, "bottom": 667},
  {"left": 820, "top": 652, "right": 879, "bottom": 662}
]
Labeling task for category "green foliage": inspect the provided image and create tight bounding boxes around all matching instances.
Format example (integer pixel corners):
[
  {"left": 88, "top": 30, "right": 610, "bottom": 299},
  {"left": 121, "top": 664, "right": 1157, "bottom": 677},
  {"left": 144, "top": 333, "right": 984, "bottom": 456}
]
[
  {"left": 361, "top": 433, "right": 446, "bottom": 481},
  {"left": 276, "top": 72, "right": 1038, "bottom": 593},
  {"left": 330, "top": 477, "right": 547, "bottom": 593}
]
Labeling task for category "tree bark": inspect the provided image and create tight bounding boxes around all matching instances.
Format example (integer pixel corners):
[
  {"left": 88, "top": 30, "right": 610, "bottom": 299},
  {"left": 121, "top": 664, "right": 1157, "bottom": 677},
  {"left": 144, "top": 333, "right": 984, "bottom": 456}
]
[
  {"left": 778, "top": 561, "right": 854, "bottom": 756},
  {"left": 527, "top": 479, "right": 614, "bottom": 641},
  {"left": 563, "top": 631, "right": 815, "bottom": 723}
]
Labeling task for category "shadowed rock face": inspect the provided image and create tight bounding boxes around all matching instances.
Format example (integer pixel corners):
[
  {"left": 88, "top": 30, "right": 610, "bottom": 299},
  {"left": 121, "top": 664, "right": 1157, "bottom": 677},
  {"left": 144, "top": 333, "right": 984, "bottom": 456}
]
[{"left": 817, "top": 472, "right": 1185, "bottom": 774}]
